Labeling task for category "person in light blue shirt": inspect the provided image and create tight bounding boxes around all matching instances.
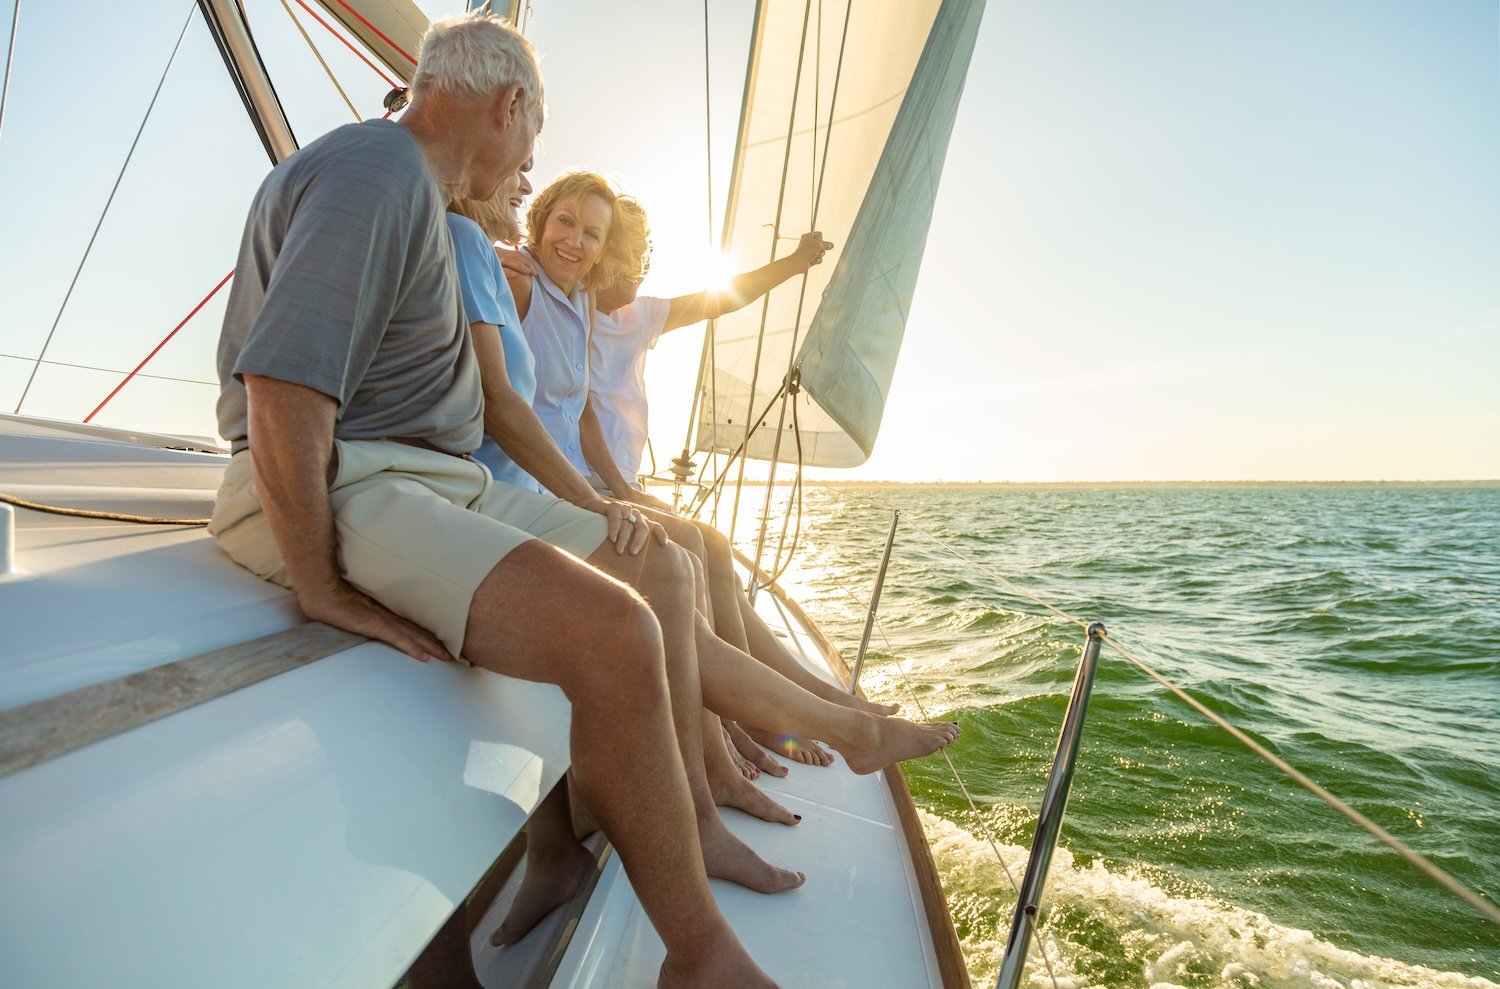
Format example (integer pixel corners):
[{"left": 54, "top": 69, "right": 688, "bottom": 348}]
[{"left": 446, "top": 175, "right": 542, "bottom": 493}]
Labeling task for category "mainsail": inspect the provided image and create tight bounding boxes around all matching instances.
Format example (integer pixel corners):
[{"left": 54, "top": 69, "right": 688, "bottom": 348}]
[{"left": 695, "top": 0, "right": 986, "bottom": 469}]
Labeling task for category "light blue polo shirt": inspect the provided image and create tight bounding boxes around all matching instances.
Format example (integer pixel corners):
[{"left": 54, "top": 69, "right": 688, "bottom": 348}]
[{"left": 446, "top": 214, "right": 543, "bottom": 493}]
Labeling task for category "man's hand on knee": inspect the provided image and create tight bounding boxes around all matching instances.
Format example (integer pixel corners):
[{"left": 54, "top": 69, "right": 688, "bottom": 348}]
[{"left": 299, "top": 578, "right": 455, "bottom": 664}]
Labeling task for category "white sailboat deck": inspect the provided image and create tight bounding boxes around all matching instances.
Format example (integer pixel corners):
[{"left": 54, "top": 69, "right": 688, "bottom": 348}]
[{"left": 0, "top": 417, "right": 948, "bottom": 988}]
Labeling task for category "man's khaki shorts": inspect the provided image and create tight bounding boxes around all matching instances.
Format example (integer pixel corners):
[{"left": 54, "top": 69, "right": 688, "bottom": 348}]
[{"left": 210, "top": 438, "right": 608, "bottom": 658}]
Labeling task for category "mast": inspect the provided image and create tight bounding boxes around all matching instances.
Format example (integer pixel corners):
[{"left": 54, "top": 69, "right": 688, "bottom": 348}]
[{"left": 197, "top": 0, "right": 298, "bottom": 164}]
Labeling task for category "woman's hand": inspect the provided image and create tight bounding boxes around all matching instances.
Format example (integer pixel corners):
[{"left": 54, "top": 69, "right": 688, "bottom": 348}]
[
  {"left": 495, "top": 246, "right": 536, "bottom": 279},
  {"left": 791, "top": 231, "right": 833, "bottom": 272},
  {"left": 575, "top": 494, "right": 668, "bottom": 554}
]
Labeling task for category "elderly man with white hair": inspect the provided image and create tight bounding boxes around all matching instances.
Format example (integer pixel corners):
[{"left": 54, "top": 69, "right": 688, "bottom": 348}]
[{"left": 208, "top": 14, "right": 956, "bottom": 988}]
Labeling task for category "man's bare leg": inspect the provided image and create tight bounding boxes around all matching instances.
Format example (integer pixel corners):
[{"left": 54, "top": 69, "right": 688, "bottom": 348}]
[
  {"left": 489, "top": 780, "right": 595, "bottom": 947},
  {"left": 588, "top": 538, "right": 804, "bottom": 894},
  {"left": 463, "top": 542, "right": 776, "bottom": 987},
  {"left": 691, "top": 614, "right": 959, "bottom": 776}
]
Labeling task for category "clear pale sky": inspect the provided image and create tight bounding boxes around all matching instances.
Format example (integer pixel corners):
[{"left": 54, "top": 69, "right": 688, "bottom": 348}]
[{"left": 1, "top": 1, "right": 1495, "bottom": 481}]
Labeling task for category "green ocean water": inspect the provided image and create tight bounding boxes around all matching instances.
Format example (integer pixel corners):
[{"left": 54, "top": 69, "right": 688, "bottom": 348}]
[{"left": 734, "top": 483, "right": 1500, "bottom": 988}]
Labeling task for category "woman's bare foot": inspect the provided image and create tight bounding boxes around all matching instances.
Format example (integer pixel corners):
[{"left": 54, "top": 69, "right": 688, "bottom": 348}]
[
  {"left": 488, "top": 840, "right": 596, "bottom": 946},
  {"left": 709, "top": 766, "right": 801, "bottom": 826},
  {"left": 746, "top": 726, "right": 834, "bottom": 767},
  {"left": 698, "top": 815, "right": 805, "bottom": 893},
  {"left": 835, "top": 715, "right": 960, "bottom": 776},
  {"left": 725, "top": 719, "right": 788, "bottom": 777},
  {"left": 723, "top": 726, "right": 760, "bottom": 779}
]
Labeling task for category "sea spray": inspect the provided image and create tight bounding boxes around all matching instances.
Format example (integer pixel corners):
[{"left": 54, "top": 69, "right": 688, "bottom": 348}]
[{"left": 922, "top": 811, "right": 1499, "bottom": 989}]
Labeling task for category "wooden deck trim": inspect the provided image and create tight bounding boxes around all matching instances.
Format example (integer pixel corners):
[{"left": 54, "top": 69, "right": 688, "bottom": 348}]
[
  {"left": 737, "top": 552, "right": 973, "bottom": 989},
  {"left": 0, "top": 622, "right": 365, "bottom": 777}
]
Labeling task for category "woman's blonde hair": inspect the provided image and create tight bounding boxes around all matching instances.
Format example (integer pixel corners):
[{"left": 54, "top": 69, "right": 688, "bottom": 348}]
[
  {"left": 449, "top": 193, "right": 517, "bottom": 245},
  {"left": 602, "top": 195, "right": 652, "bottom": 288},
  {"left": 525, "top": 171, "right": 618, "bottom": 291}
]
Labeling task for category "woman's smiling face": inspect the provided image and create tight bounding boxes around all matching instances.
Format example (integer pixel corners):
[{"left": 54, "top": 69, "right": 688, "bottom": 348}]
[{"left": 536, "top": 192, "right": 612, "bottom": 293}]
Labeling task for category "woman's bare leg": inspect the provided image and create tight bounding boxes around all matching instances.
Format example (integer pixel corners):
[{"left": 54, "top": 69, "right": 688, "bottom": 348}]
[
  {"left": 588, "top": 539, "right": 804, "bottom": 894},
  {"left": 691, "top": 614, "right": 959, "bottom": 776}
]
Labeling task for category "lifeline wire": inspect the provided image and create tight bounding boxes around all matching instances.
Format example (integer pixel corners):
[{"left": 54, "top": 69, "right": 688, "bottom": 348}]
[
  {"left": 0, "top": 0, "right": 19, "bottom": 143},
  {"left": 12, "top": 0, "right": 199, "bottom": 417}
]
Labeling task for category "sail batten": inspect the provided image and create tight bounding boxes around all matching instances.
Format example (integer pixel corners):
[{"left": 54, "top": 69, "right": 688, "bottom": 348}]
[{"left": 696, "top": 0, "right": 987, "bottom": 469}]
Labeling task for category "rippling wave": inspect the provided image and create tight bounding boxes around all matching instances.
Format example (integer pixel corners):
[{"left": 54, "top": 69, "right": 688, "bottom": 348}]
[{"left": 737, "top": 483, "right": 1500, "bottom": 985}]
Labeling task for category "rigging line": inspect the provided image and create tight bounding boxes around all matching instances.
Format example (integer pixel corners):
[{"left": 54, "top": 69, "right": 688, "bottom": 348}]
[
  {"left": 676, "top": 0, "right": 719, "bottom": 503},
  {"left": 728, "top": 0, "right": 816, "bottom": 544},
  {"left": 810, "top": 0, "right": 853, "bottom": 223},
  {"left": 11, "top": 0, "right": 199, "bottom": 418},
  {"left": 279, "top": 0, "right": 359, "bottom": 120},
  {"left": 325, "top": 0, "right": 416, "bottom": 66},
  {"left": 83, "top": 269, "right": 235, "bottom": 423},
  {"left": 747, "top": 0, "right": 853, "bottom": 587},
  {"left": 0, "top": 353, "right": 216, "bottom": 388},
  {"left": 0, "top": 0, "right": 19, "bottom": 143},
  {"left": 686, "top": 378, "right": 790, "bottom": 521},
  {"left": 862, "top": 501, "right": 1500, "bottom": 932},
  {"left": 288, "top": 0, "right": 396, "bottom": 89}
]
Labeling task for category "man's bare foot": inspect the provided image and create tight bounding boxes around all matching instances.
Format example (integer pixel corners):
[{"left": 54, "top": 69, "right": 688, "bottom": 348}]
[
  {"left": 488, "top": 840, "right": 596, "bottom": 946},
  {"left": 699, "top": 816, "right": 805, "bottom": 893},
  {"left": 723, "top": 726, "right": 760, "bottom": 779},
  {"left": 836, "top": 715, "right": 960, "bottom": 776},
  {"left": 659, "top": 946, "right": 780, "bottom": 988},
  {"left": 725, "top": 719, "right": 788, "bottom": 777},
  {"left": 746, "top": 726, "right": 834, "bottom": 767},
  {"left": 709, "top": 766, "right": 800, "bottom": 826}
]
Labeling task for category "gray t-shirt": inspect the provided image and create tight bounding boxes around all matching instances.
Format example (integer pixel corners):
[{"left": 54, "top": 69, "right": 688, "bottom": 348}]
[{"left": 216, "top": 120, "right": 483, "bottom": 456}]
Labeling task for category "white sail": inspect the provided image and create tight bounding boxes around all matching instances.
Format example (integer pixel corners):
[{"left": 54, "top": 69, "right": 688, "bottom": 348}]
[{"left": 696, "top": 0, "right": 986, "bottom": 468}]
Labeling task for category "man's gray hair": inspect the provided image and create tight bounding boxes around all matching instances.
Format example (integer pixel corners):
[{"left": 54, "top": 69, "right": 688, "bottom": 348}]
[{"left": 414, "top": 14, "right": 543, "bottom": 120}]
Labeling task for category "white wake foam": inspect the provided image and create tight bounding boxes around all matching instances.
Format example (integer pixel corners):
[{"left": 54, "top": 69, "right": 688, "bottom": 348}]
[{"left": 921, "top": 811, "right": 1498, "bottom": 989}]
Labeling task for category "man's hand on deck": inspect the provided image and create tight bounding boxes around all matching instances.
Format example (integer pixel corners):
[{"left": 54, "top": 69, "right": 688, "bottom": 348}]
[{"left": 299, "top": 578, "right": 455, "bottom": 664}]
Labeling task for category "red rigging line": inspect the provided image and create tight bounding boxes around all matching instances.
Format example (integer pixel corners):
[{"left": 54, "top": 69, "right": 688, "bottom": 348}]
[
  {"left": 84, "top": 269, "right": 236, "bottom": 423},
  {"left": 290, "top": 0, "right": 397, "bottom": 89},
  {"left": 326, "top": 0, "right": 417, "bottom": 67}
]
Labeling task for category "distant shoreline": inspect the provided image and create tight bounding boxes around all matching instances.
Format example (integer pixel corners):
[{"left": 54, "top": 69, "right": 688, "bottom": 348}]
[{"left": 664, "top": 479, "right": 1500, "bottom": 489}]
